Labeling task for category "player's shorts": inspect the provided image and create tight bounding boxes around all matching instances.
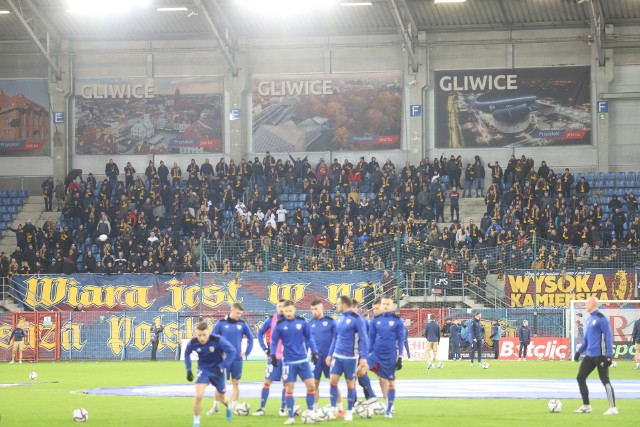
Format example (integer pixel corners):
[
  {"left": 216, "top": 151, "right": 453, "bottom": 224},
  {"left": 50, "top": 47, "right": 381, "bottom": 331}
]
[
  {"left": 330, "top": 356, "right": 357, "bottom": 380},
  {"left": 195, "top": 368, "right": 226, "bottom": 393},
  {"left": 226, "top": 359, "right": 243, "bottom": 380},
  {"left": 265, "top": 359, "right": 283, "bottom": 381},
  {"left": 283, "top": 361, "right": 313, "bottom": 383},
  {"left": 313, "top": 355, "right": 331, "bottom": 380},
  {"left": 12, "top": 341, "right": 24, "bottom": 351},
  {"left": 366, "top": 353, "right": 396, "bottom": 381}
]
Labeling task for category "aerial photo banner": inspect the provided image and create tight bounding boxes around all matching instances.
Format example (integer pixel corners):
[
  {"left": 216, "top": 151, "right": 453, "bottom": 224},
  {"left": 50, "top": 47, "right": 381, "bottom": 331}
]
[
  {"left": 74, "top": 76, "right": 224, "bottom": 155},
  {"left": 251, "top": 72, "right": 402, "bottom": 152},
  {"left": 0, "top": 79, "right": 50, "bottom": 157},
  {"left": 434, "top": 66, "right": 591, "bottom": 148}
]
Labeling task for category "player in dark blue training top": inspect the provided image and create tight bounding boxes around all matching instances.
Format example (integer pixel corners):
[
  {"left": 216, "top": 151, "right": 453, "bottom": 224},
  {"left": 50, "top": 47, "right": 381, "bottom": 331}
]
[
  {"left": 327, "top": 295, "right": 369, "bottom": 421},
  {"left": 184, "top": 321, "right": 238, "bottom": 426},
  {"left": 367, "top": 295, "right": 405, "bottom": 418},
  {"left": 270, "top": 300, "right": 319, "bottom": 425},
  {"left": 309, "top": 299, "right": 344, "bottom": 414},
  {"left": 209, "top": 302, "right": 254, "bottom": 415},
  {"left": 9, "top": 318, "right": 26, "bottom": 364},
  {"left": 253, "top": 299, "right": 287, "bottom": 416},
  {"left": 574, "top": 297, "right": 618, "bottom": 415}
]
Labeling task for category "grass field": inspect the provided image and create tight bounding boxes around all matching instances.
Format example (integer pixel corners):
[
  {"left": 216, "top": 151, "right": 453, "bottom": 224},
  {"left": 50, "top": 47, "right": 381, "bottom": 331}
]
[{"left": 1, "top": 360, "right": 638, "bottom": 427}]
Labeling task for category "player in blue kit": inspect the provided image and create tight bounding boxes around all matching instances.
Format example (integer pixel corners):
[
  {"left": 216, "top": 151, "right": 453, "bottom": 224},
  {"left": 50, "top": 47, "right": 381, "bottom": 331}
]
[
  {"left": 270, "top": 300, "right": 319, "bottom": 425},
  {"left": 254, "top": 299, "right": 287, "bottom": 416},
  {"left": 367, "top": 295, "right": 405, "bottom": 418},
  {"left": 327, "top": 295, "right": 369, "bottom": 421},
  {"left": 309, "top": 299, "right": 344, "bottom": 414},
  {"left": 184, "top": 321, "right": 237, "bottom": 427},
  {"left": 208, "top": 302, "right": 254, "bottom": 415},
  {"left": 353, "top": 299, "right": 378, "bottom": 404},
  {"left": 574, "top": 296, "right": 618, "bottom": 415}
]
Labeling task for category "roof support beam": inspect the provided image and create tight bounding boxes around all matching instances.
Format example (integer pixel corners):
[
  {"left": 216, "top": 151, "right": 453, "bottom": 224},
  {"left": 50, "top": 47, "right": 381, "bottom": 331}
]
[
  {"left": 388, "top": 0, "right": 419, "bottom": 73},
  {"left": 585, "top": 0, "right": 605, "bottom": 66},
  {"left": 6, "top": 0, "right": 61, "bottom": 79},
  {"left": 196, "top": 0, "right": 239, "bottom": 77},
  {"left": 497, "top": 0, "right": 513, "bottom": 26}
]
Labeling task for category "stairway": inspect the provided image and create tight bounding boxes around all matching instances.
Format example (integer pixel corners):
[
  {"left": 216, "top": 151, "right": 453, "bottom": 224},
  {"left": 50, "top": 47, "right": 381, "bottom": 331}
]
[
  {"left": 0, "top": 198, "right": 53, "bottom": 255},
  {"left": 436, "top": 194, "right": 488, "bottom": 230}
]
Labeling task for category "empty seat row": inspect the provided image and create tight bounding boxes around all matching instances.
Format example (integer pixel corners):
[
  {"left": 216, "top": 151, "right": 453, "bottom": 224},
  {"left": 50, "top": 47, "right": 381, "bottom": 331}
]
[{"left": 0, "top": 190, "right": 28, "bottom": 198}]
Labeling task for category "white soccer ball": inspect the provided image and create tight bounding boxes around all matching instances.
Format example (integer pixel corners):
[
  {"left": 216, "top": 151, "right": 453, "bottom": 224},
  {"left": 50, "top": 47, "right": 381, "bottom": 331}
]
[
  {"left": 316, "top": 406, "right": 332, "bottom": 421},
  {"left": 355, "top": 403, "right": 374, "bottom": 419},
  {"left": 372, "top": 401, "right": 386, "bottom": 416},
  {"left": 611, "top": 361, "right": 617, "bottom": 368},
  {"left": 72, "top": 408, "right": 89, "bottom": 423},
  {"left": 301, "top": 409, "right": 317, "bottom": 424},
  {"left": 234, "top": 401, "right": 250, "bottom": 416},
  {"left": 481, "top": 362, "right": 490, "bottom": 369},
  {"left": 437, "top": 362, "right": 444, "bottom": 369},
  {"left": 98, "top": 234, "right": 108, "bottom": 242},
  {"left": 293, "top": 403, "right": 301, "bottom": 416},
  {"left": 547, "top": 399, "right": 562, "bottom": 413},
  {"left": 29, "top": 371, "right": 38, "bottom": 380}
]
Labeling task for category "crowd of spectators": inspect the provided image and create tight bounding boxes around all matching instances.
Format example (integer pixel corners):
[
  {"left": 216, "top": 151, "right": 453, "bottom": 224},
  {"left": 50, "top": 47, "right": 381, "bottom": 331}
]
[{"left": 0, "top": 153, "right": 638, "bottom": 287}]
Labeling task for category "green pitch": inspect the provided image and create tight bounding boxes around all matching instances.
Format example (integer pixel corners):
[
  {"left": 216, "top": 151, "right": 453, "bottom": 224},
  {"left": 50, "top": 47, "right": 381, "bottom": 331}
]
[{"left": 0, "top": 360, "right": 638, "bottom": 426}]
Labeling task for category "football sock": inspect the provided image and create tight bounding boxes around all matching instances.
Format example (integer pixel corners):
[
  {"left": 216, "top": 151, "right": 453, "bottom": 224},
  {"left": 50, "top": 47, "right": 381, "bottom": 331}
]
[
  {"left": 387, "top": 386, "right": 396, "bottom": 415},
  {"left": 358, "top": 374, "right": 376, "bottom": 398},
  {"left": 260, "top": 385, "right": 270, "bottom": 409},
  {"left": 285, "top": 393, "right": 295, "bottom": 418},
  {"left": 330, "top": 383, "right": 339, "bottom": 408},
  {"left": 347, "top": 387, "right": 356, "bottom": 411},
  {"left": 306, "top": 391, "right": 315, "bottom": 410}
]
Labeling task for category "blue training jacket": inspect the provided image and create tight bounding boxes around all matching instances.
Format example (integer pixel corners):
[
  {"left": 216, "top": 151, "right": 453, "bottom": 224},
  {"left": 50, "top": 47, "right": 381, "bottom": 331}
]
[
  {"left": 424, "top": 321, "right": 441, "bottom": 343},
  {"left": 369, "top": 312, "right": 405, "bottom": 357},
  {"left": 577, "top": 309, "right": 613, "bottom": 358},
  {"left": 270, "top": 316, "right": 318, "bottom": 363},
  {"left": 517, "top": 325, "right": 531, "bottom": 344},
  {"left": 184, "top": 333, "right": 237, "bottom": 372},
  {"left": 309, "top": 316, "right": 336, "bottom": 357},
  {"left": 213, "top": 316, "right": 254, "bottom": 360},
  {"left": 329, "top": 310, "right": 369, "bottom": 359}
]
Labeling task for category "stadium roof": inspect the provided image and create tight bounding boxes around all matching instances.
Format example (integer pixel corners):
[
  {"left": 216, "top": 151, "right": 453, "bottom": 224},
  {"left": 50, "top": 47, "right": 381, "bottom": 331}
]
[{"left": 0, "top": 0, "right": 639, "bottom": 42}]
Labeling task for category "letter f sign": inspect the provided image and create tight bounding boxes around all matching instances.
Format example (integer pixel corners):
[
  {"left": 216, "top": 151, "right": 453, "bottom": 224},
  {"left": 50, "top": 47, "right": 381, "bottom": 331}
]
[{"left": 410, "top": 105, "right": 422, "bottom": 117}]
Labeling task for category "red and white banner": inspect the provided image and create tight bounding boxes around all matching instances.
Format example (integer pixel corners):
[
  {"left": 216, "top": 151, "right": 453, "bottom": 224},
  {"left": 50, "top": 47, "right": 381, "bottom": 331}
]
[
  {"left": 498, "top": 337, "right": 569, "bottom": 360},
  {"left": 406, "top": 338, "right": 450, "bottom": 362}
]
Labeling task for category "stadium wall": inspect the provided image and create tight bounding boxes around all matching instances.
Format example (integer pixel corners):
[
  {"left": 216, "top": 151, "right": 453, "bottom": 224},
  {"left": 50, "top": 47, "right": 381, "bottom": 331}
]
[{"left": 1, "top": 26, "right": 640, "bottom": 187}]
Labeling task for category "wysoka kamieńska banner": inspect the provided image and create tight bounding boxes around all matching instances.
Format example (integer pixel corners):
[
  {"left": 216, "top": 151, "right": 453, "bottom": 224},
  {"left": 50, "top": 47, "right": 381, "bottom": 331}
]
[
  {"left": 505, "top": 269, "right": 634, "bottom": 307},
  {"left": 74, "top": 76, "right": 224, "bottom": 155},
  {"left": 11, "top": 271, "right": 384, "bottom": 312},
  {"left": 434, "top": 66, "right": 591, "bottom": 148},
  {"left": 251, "top": 72, "right": 402, "bottom": 152}
]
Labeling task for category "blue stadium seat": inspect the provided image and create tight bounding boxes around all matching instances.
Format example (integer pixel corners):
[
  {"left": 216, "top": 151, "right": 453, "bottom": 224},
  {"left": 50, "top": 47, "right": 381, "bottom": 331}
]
[
  {"left": 594, "top": 178, "right": 605, "bottom": 189},
  {"left": 592, "top": 196, "right": 601, "bottom": 204},
  {"left": 597, "top": 172, "right": 606, "bottom": 181},
  {"left": 7, "top": 206, "right": 18, "bottom": 214},
  {"left": 604, "top": 188, "right": 614, "bottom": 197},
  {"left": 280, "top": 194, "right": 288, "bottom": 202},
  {"left": 617, "top": 172, "right": 626, "bottom": 182},
  {"left": 586, "top": 172, "right": 596, "bottom": 181},
  {"left": 441, "top": 175, "right": 450, "bottom": 183},
  {"left": 576, "top": 172, "right": 585, "bottom": 181},
  {"left": 91, "top": 245, "right": 99, "bottom": 254},
  {"left": 9, "top": 190, "right": 19, "bottom": 198},
  {"left": 602, "top": 196, "right": 611, "bottom": 205},
  {"left": 0, "top": 206, "right": 7, "bottom": 214},
  {"left": 285, "top": 202, "right": 295, "bottom": 210},
  {"left": 223, "top": 210, "right": 233, "bottom": 220},
  {"left": 19, "top": 189, "right": 28, "bottom": 198},
  {"left": 289, "top": 193, "right": 299, "bottom": 202},
  {"left": 302, "top": 210, "right": 309, "bottom": 218},
  {"left": 614, "top": 188, "right": 624, "bottom": 197},
  {"left": 606, "top": 172, "right": 615, "bottom": 181},
  {"left": 615, "top": 180, "right": 627, "bottom": 188},
  {"left": 0, "top": 190, "right": 8, "bottom": 198},
  {"left": 626, "top": 188, "right": 636, "bottom": 195},
  {"left": 12, "top": 198, "right": 23, "bottom": 205},
  {"left": 299, "top": 194, "right": 307, "bottom": 202},
  {"left": 605, "top": 179, "right": 614, "bottom": 188},
  {"left": 3, "top": 213, "right": 13, "bottom": 222},
  {"left": 627, "top": 172, "right": 636, "bottom": 182}
]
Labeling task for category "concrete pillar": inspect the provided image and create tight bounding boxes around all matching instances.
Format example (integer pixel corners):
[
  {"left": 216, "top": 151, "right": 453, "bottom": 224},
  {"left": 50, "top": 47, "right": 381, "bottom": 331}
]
[
  {"left": 49, "top": 40, "right": 73, "bottom": 183},
  {"left": 225, "top": 53, "right": 250, "bottom": 159},
  {"left": 592, "top": 42, "right": 614, "bottom": 173}
]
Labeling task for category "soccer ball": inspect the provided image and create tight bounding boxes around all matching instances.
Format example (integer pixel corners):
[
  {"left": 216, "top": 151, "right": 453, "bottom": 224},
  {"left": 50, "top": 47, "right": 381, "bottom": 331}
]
[
  {"left": 72, "top": 408, "right": 89, "bottom": 423},
  {"left": 316, "top": 406, "right": 333, "bottom": 421},
  {"left": 481, "top": 362, "right": 490, "bottom": 369},
  {"left": 293, "top": 403, "right": 301, "bottom": 416},
  {"left": 355, "top": 403, "right": 374, "bottom": 419},
  {"left": 234, "top": 402, "right": 250, "bottom": 416},
  {"left": 611, "top": 361, "right": 618, "bottom": 368},
  {"left": 29, "top": 371, "right": 38, "bottom": 380},
  {"left": 437, "top": 362, "right": 444, "bottom": 369},
  {"left": 301, "top": 409, "right": 317, "bottom": 424},
  {"left": 371, "top": 401, "right": 386, "bottom": 416},
  {"left": 547, "top": 399, "right": 562, "bottom": 413},
  {"left": 98, "top": 234, "right": 108, "bottom": 242}
]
